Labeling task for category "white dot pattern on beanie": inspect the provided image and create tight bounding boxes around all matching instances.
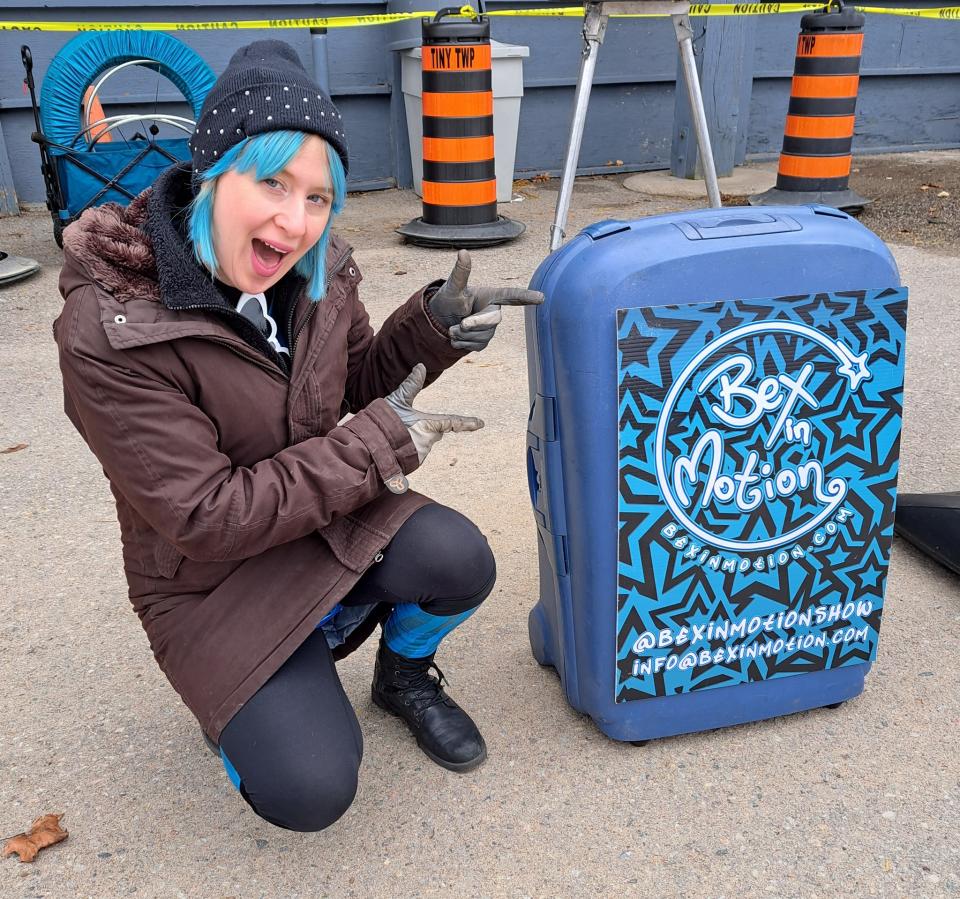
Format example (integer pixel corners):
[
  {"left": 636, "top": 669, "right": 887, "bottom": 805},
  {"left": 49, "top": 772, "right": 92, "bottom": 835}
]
[{"left": 191, "top": 50, "right": 349, "bottom": 181}]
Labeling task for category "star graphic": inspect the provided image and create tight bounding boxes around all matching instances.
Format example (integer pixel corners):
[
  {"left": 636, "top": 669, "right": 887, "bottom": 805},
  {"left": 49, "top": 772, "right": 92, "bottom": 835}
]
[
  {"left": 834, "top": 341, "right": 871, "bottom": 391},
  {"left": 825, "top": 546, "right": 849, "bottom": 567},
  {"left": 810, "top": 301, "right": 835, "bottom": 329},
  {"left": 836, "top": 411, "right": 860, "bottom": 438},
  {"left": 716, "top": 307, "right": 744, "bottom": 333},
  {"left": 859, "top": 565, "right": 883, "bottom": 588},
  {"left": 620, "top": 422, "right": 641, "bottom": 449}
]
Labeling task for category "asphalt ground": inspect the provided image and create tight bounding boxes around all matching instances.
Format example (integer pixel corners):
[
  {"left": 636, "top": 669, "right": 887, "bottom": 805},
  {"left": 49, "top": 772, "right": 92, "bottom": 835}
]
[{"left": 1, "top": 152, "right": 958, "bottom": 898}]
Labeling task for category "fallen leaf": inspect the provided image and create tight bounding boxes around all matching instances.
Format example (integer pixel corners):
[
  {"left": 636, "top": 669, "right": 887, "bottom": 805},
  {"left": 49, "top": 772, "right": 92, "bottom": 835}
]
[
  {"left": 937, "top": 190, "right": 950, "bottom": 198},
  {"left": 921, "top": 182, "right": 942, "bottom": 190},
  {"left": 393, "top": 270, "right": 407, "bottom": 275},
  {"left": 882, "top": 858, "right": 893, "bottom": 872},
  {"left": 1, "top": 443, "right": 28, "bottom": 455},
  {"left": 2, "top": 814, "right": 68, "bottom": 863}
]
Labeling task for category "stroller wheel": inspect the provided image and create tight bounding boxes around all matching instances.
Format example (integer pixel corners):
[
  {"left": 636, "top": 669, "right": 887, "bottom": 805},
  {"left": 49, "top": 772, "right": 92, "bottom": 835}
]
[{"left": 53, "top": 216, "right": 64, "bottom": 248}]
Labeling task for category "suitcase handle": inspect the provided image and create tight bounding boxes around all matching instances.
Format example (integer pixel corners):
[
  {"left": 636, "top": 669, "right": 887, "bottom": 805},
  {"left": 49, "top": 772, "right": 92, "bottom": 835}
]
[{"left": 675, "top": 212, "right": 801, "bottom": 240}]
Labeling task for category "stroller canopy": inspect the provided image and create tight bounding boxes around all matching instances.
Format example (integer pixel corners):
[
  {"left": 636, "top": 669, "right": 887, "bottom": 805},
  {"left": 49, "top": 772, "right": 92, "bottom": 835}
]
[{"left": 40, "top": 30, "right": 215, "bottom": 147}]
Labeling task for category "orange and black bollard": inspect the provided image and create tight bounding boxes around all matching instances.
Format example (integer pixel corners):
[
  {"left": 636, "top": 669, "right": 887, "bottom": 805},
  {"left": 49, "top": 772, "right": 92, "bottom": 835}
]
[
  {"left": 751, "top": 2, "right": 869, "bottom": 212},
  {"left": 397, "top": 7, "right": 524, "bottom": 248}
]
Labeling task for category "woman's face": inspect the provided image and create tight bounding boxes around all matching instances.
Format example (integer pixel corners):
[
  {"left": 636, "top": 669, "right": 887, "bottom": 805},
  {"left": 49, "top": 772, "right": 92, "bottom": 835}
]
[{"left": 211, "top": 134, "right": 333, "bottom": 294}]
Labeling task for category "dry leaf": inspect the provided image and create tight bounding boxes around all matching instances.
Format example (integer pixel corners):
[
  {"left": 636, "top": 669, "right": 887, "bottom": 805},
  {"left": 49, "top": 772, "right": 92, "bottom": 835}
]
[
  {"left": 394, "top": 270, "right": 407, "bottom": 275},
  {"left": 1, "top": 443, "right": 28, "bottom": 454},
  {"left": 937, "top": 190, "right": 950, "bottom": 198},
  {"left": 2, "top": 814, "right": 68, "bottom": 863}
]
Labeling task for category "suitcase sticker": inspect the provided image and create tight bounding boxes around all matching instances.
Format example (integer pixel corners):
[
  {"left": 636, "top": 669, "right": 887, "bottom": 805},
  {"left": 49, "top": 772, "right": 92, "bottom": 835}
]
[{"left": 616, "top": 288, "right": 907, "bottom": 702}]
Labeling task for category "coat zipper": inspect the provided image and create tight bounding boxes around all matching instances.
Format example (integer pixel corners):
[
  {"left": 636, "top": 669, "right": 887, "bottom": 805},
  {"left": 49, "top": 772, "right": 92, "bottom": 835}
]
[
  {"left": 288, "top": 248, "right": 353, "bottom": 360},
  {"left": 159, "top": 250, "right": 352, "bottom": 379},
  {"left": 172, "top": 302, "right": 287, "bottom": 378}
]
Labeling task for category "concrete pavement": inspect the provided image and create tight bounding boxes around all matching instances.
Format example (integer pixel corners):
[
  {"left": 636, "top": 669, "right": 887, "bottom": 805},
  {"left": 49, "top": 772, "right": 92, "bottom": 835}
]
[{"left": 1, "top": 173, "right": 957, "bottom": 898}]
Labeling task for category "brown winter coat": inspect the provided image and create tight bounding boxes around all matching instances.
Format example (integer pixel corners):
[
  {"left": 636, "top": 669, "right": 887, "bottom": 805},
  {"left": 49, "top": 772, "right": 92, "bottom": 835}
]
[{"left": 54, "top": 164, "right": 466, "bottom": 741}]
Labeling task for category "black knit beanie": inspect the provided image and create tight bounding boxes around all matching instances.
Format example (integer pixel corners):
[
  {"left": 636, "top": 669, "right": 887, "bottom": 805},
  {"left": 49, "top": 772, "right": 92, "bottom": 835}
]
[{"left": 189, "top": 39, "right": 349, "bottom": 188}]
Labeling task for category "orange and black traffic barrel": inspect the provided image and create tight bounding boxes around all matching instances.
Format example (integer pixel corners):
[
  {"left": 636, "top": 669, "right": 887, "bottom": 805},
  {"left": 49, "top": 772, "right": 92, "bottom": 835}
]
[
  {"left": 751, "top": 2, "right": 869, "bottom": 212},
  {"left": 397, "top": 7, "right": 523, "bottom": 248}
]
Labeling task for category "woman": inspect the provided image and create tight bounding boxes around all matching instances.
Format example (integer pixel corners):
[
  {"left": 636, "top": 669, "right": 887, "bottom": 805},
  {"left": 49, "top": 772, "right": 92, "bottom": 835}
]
[{"left": 54, "top": 40, "right": 542, "bottom": 831}]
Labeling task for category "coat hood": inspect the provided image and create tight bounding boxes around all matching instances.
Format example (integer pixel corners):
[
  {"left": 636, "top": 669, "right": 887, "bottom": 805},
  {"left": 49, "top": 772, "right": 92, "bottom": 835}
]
[
  {"left": 60, "top": 162, "right": 350, "bottom": 312},
  {"left": 61, "top": 190, "right": 160, "bottom": 304}
]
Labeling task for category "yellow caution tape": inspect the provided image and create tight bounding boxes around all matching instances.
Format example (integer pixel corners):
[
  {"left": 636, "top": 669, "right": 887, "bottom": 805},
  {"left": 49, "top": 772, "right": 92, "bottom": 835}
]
[
  {"left": 0, "top": 12, "right": 442, "bottom": 32},
  {"left": 856, "top": 4, "right": 960, "bottom": 17},
  {"left": 477, "top": 3, "right": 825, "bottom": 16},
  {"left": 2, "top": 3, "right": 958, "bottom": 32}
]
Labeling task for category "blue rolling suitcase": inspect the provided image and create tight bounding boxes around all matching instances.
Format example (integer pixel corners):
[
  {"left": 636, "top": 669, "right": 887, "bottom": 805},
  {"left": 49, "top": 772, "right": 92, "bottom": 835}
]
[{"left": 524, "top": 205, "right": 907, "bottom": 742}]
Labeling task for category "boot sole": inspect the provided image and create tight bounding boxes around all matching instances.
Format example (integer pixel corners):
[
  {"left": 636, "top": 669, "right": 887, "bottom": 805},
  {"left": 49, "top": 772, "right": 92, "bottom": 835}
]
[{"left": 371, "top": 690, "right": 487, "bottom": 773}]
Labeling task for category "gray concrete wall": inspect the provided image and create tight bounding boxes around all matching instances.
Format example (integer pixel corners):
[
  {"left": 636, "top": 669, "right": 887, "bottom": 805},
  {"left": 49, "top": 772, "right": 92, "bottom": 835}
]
[{"left": 1, "top": 0, "right": 957, "bottom": 208}]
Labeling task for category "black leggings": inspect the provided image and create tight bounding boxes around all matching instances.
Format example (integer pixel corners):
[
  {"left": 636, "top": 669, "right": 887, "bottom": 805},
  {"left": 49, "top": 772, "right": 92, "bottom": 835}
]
[{"left": 216, "top": 503, "right": 496, "bottom": 831}]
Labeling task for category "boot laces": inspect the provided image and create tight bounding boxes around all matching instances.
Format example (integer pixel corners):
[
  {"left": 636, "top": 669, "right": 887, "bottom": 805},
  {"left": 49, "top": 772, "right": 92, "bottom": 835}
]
[{"left": 400, "top": 660, "right": 449, "bottom": 712}]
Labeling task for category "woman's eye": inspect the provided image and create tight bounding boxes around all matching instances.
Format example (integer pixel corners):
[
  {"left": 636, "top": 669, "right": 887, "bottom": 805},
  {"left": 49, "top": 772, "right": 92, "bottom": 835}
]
[
  {"left": 309, "top": 194, "right": 330, "bottom": 207},
  {"left": 263, "top": 178, "right": 281, "bottom": 189}
]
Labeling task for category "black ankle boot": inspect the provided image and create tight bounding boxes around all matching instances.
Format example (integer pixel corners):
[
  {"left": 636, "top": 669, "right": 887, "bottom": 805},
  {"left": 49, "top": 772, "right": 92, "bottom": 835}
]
[{"left": 371, "top": 640, "right": 487, "bottom": 772}]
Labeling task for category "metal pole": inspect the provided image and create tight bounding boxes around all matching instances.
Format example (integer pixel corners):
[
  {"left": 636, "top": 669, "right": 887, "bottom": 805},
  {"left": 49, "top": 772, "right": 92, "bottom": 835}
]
[
  {"left": 549, "top": 1, "right": 608, "bottom": 252},
  {"left": 672, "top": 13, "right": 722, "bottom": 208}
]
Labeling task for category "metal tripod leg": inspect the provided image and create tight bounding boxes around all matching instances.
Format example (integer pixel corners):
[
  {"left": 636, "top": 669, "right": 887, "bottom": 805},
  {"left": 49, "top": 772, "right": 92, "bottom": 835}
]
[
  {"left": 548, "top": 1, "right": 722, "bottom": 251},
  {"left": 549, "top": 1, "right": 607, "bottom": 252},
  {"left": 672, "top": 12, "right": 722, "bottom": 209}
]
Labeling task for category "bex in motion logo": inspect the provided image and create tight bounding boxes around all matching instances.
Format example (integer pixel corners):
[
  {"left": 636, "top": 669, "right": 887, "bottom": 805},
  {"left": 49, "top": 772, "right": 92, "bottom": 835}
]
[{"left": 655, "top": 321, "right": 871, "bottom": 571}]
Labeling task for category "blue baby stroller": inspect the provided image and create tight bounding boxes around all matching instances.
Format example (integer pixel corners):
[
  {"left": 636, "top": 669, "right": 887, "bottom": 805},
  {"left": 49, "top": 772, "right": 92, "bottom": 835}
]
[{"left": 21, "top": 31, "right": 215, "bottom": 247}]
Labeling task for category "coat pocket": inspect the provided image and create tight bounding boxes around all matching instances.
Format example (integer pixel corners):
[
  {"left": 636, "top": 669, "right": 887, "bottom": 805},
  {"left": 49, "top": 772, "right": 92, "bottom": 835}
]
[
  {"left": 153, "top": 539, "right": 185, "bottom": 580},
  {"left": 318, "top": 513, "right": 387, "bottom": 573}
]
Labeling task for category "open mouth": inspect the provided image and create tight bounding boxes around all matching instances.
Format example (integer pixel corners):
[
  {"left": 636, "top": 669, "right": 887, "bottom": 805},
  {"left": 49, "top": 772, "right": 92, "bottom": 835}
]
[{"left": 251, "top": 238, "right": 290, "bottom": 277}]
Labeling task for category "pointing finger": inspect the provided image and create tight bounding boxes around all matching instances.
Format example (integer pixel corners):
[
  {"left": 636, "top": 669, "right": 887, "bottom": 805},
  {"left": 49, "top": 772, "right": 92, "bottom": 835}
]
[
  {"left": 445, "top": 414, "right": 484, "bottom": 432},
  {"left": 473, "top": 288, "right": 544, "bottom": 310},
  {"left": 417, "top": 415, "right": 484, "bottom": 433}
]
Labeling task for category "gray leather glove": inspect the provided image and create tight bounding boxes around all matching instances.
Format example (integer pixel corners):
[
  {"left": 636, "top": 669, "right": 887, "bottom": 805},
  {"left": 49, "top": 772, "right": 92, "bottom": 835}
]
[
  {"left": 385, "top": 364, "right": 484, "bottom": 464},
  {"left": 429, "top": 249, "right": 544, "bottom": 351}
]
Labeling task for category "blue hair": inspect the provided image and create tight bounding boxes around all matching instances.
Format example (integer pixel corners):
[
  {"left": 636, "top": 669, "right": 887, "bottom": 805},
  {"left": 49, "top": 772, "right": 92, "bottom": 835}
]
[{"left": 188, "top": 130, "right": 347, "bottom": 302}]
